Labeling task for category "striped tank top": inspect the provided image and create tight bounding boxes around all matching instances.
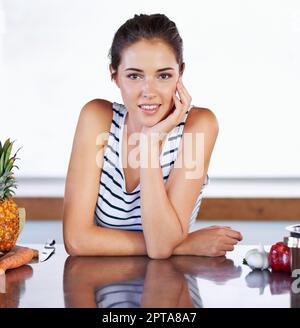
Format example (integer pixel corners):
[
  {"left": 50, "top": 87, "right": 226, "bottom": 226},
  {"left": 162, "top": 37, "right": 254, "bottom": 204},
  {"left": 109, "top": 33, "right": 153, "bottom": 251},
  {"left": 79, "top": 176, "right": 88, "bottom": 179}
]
[{"left": 94, "top": 102, "right": 209, "bottom": 232}]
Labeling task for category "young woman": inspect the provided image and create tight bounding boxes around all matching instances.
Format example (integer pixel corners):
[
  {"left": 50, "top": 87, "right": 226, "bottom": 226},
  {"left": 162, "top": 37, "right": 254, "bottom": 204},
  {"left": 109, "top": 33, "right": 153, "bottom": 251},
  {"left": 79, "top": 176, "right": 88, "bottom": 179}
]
[{"left": 63, "top": 13, "right": 243, "bottom": 259}]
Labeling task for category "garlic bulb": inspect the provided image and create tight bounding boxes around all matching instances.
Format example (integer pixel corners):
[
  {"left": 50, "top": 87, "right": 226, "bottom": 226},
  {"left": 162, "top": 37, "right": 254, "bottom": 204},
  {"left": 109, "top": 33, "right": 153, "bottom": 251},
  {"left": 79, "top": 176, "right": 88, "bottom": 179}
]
[{"left": 244, "top": 244, "right": 269, "bottom": 270}]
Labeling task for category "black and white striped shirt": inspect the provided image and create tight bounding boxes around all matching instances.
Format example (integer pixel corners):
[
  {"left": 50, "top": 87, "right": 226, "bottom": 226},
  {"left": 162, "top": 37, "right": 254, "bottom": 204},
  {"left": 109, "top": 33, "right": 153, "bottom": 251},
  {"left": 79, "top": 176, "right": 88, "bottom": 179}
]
[{"left": 94, "top": 102, "right": 209, "bottom": 232}]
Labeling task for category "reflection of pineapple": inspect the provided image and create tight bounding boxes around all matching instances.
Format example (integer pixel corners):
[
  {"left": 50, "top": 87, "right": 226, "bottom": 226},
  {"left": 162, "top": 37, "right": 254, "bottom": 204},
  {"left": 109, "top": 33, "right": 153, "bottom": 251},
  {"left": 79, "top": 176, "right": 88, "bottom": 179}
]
[{"left": 0, "top": 138, "right": 23, "bottom": 252}]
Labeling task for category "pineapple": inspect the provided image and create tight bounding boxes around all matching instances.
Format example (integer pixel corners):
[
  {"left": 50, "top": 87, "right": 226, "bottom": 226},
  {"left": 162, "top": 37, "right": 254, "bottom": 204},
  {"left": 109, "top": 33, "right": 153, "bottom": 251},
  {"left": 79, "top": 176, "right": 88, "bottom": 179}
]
[{"left": 0, "top": 138, "right": 23, "bottom": 252}]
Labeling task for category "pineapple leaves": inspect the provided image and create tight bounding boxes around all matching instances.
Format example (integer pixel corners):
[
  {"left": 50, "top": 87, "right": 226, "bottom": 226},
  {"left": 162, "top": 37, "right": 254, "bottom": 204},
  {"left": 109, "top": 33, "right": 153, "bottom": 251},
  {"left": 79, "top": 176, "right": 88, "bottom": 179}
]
[
  {"left": 0, "top": 138, "right": 21, "bottom": 200},
  {"left": 1, "top": 139, "right": 11, "bottom": 153},
  {"left": 0, "top": 153, "right": 3, "bottom": 176},
  {"left": 4, "top": 143, "right": 13, "bottom": 167},
  {"left": 5, "top": 160, "right": 14, "bottom": 174},
  {"left": 0, "top": 139, "right": 12, "bottom": 174}
]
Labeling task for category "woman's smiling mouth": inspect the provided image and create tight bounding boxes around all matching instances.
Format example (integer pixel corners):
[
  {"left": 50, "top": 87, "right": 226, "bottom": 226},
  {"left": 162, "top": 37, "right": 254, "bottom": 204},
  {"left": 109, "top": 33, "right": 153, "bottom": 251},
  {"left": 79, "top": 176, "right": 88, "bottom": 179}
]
[{"left": 138, "top": 104, "right": 161, "bottom": 114}]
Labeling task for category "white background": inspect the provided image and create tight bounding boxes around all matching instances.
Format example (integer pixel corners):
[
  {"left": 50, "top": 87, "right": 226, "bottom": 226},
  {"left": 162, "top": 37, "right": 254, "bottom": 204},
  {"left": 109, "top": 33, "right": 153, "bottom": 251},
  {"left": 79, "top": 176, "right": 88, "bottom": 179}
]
[{"left": 0, "top": 0, "right": 299, "bottom": 178}]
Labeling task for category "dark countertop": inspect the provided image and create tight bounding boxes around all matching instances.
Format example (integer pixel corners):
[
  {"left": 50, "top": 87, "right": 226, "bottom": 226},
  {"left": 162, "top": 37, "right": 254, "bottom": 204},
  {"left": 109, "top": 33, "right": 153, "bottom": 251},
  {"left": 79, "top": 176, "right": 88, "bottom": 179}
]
[{"left": 0, "top": 244, "right": 299, "bottom": 308}]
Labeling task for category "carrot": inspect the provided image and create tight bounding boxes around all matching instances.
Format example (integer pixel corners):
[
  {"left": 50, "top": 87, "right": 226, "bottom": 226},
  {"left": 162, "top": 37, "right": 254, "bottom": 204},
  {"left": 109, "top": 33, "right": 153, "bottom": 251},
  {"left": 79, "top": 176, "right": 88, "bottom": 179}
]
[
  {"left": 0, "top": 247, "right": 36, "bottom": 275},
  {"left": 13, "top": 245, "right": 39, "bottom": 259}
]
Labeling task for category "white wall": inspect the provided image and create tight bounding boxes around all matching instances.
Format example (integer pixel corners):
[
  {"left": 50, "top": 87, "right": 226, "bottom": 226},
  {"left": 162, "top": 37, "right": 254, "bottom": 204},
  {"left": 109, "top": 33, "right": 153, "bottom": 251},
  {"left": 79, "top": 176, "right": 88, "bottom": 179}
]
[{"left": 0, "top": 0, "right": 299, "bottom": 178}]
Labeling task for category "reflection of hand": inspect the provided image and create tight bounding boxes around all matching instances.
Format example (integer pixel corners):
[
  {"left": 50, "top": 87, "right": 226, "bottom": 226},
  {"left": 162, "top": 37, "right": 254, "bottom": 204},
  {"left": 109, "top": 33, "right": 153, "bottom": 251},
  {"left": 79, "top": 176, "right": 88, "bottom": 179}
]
[
  {"left": 170, "top": 254, "right": 227, "bottom": 274},
  {"left": 177, "top": 226, "right": 243, "bottom": 257},
  {"left": 171, "top": 255, "right": 241, "bottom": 284},
  {"left": 0, "top": 265, "right": 33, "bottom": 308}
]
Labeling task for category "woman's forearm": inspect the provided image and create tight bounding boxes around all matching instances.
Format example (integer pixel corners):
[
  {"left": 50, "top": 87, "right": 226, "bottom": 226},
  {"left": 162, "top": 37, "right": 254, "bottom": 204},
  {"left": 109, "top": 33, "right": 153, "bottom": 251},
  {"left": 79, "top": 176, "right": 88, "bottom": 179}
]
[
  {"left": 139, "top": 136, "right": 184, "bottom": 257},
  {"left": 65, "top": 224, "right": 189, "bottom": 257},
  {"left": 66, "top": 225, "right": 147, "bottom": 256}
]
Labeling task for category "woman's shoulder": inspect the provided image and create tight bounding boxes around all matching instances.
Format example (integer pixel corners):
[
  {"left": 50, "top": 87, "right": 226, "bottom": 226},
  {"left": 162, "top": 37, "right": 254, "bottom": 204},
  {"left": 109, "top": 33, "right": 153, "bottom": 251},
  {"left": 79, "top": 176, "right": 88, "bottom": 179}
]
[
  {"left": 73, "top": 99, "right": 114, "bottom": 147},
  {"left": 80, "top": 98, "right": 113, "bottom": 118},
  {"left": 185, "top": 106, "right": 219, "bottom": 135},
  {"left": 78, "top": 98, "right": 113, "bottom": 129}
]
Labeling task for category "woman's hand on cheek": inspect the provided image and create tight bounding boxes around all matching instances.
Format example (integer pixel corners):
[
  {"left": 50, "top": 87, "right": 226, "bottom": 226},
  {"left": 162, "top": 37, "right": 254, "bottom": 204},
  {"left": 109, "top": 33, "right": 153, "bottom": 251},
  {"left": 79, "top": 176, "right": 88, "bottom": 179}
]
[{"left": 141, "top": 77, "right": 192, "bottom": 140}]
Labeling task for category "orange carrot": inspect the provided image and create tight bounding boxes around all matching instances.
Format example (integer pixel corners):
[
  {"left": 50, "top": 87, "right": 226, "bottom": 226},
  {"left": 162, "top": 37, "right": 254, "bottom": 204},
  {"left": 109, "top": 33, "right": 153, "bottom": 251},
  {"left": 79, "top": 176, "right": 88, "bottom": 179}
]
[{"left": 0, "top": 247, "right": 35, "bottom": 275}]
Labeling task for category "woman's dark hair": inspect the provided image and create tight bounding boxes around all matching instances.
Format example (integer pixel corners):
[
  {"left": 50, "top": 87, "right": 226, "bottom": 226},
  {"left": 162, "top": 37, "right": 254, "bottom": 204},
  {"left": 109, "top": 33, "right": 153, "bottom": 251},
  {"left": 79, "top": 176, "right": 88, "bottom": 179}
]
[{"left": 108, "top": 13, "right": 184, "bottom": 81}]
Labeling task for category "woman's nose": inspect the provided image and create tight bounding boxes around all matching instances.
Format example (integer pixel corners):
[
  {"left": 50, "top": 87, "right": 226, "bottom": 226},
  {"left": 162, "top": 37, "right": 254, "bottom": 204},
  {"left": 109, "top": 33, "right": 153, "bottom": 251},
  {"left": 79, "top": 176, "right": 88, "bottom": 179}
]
[{"left": 141, "top": 78, "right": 157, "bottom": 95}]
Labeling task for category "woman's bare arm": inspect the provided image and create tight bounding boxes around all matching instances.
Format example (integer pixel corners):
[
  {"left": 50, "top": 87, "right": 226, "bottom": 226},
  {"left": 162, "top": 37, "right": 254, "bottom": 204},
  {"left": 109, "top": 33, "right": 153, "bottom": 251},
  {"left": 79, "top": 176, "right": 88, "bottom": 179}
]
[{"left": 62, "top": 98, "right": 126, "bottom": 255}]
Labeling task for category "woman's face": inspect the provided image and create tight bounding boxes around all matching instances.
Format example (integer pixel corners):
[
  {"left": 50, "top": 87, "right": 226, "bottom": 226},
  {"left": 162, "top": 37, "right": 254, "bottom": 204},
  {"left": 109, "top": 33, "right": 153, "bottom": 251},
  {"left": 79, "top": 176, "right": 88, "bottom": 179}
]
[{"left": 111, "top": 39, "right": 183, "bottom": 128}]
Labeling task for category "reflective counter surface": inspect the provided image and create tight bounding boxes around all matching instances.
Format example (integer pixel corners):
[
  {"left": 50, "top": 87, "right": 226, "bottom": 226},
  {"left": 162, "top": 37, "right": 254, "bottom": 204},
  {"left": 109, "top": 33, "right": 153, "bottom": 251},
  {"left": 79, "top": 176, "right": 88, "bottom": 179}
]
[{"left": 0, "top": 244, "right": 299, "bottom": 308}]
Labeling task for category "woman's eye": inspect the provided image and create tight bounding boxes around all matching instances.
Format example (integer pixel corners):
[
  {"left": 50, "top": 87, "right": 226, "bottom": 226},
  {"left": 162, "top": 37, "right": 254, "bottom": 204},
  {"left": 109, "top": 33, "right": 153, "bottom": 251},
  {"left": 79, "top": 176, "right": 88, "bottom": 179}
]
[
  {"left": 159, "top": 73, "right": 172, "bottom": 80},
  {"left": 127, "top": 74, "right": 142, "bottom": 80}
]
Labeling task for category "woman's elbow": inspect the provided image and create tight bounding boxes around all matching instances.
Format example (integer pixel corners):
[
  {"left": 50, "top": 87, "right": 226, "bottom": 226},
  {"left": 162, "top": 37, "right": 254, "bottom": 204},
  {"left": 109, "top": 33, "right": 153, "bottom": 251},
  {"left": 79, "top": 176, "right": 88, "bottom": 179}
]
[
  {"left": 63, "top": 225, "right": 86, "bottom": 256},
  {"left": 64, "top": 240, "right": 78, "bottom": 256},
  {"left": 147, "top": 247, "right": 172, "bottom": 260},
  {"left": 146, "top": 234, "right": 186, "bottom": 259},
  {"left": 63, "top": 236, "right": 81, "bottom": 256}
]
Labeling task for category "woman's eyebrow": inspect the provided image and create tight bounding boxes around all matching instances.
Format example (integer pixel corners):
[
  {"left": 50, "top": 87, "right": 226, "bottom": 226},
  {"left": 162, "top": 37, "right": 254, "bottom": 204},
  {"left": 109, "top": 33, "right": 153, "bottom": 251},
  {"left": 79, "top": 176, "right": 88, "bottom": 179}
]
[{"left": 124, "top": 67, "right": 175, "bottom": 72}]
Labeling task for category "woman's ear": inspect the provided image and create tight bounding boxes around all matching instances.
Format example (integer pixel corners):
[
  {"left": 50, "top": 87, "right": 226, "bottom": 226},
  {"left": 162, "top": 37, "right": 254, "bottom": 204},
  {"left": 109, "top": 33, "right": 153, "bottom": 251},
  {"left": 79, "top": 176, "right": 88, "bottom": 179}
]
[
  {"left": 180, "top": 62, "right": 185, "bottom": 76},
  {"left": 109, "top": 64, "right": 119, "bottom": 87}
]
